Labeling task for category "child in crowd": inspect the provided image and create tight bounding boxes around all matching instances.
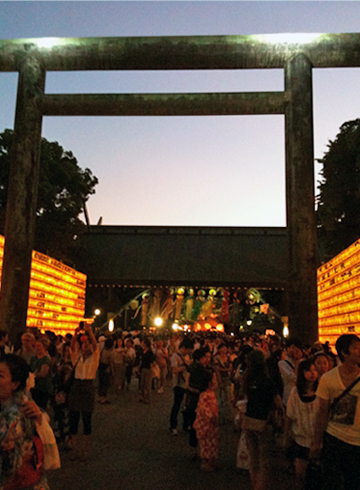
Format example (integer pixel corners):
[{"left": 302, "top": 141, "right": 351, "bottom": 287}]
[
  {"left": 284, "top": 359, "right": 320, "bottom": 490},
  {"left": 193, "top": 373, "right": 219, "bottom": 472}
]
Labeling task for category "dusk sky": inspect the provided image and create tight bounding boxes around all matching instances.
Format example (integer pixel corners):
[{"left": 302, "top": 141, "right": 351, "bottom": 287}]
[{"left": 1, "top": 1, "right": 360, "bottom": 227}]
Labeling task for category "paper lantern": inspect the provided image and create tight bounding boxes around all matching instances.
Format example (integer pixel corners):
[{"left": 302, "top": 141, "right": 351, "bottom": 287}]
[{"left": 0, "top": 235, "right": 86, "bottom": 336}]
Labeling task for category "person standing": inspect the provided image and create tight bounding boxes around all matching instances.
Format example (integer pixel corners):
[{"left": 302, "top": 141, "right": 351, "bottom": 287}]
[
  {"left": 124, "top": 338, "right": 136, "bottom": 390},
  {"left": 139, "top": 338, "right": 156, "bottom": 404},
  {"left": 155, "top": 339, "right": 168, "bottom": 394},
  {"left": 169, "top": 338, "right": 194, "bottom": 435},
  {"left": 193, "top": 373, "right": 219, "bottom": 472},
  {"left": 185, "top": 348, "right": 215, "bottom": 458},
  {"left": 242, "top": 350, "right": 284, "bottom": 490},
  {"left": 30, "top": 336, "right": 53, "bottom": 411},
  {"left": 111, "top": 338, "right": 126, "bottom": 391},
  {"left": 284, "top": 359, "right": 320, "bottom": 489},
  {"left": 311, "top": 334, "right": 360, "bottom": 490},
  {"left": 213, "top": 343, "right": 232, "bottom": 424},
  {"left": 16, "top": 331, "right": 36, "bottom": 365},
  {"left": 278, "top": 338, "right": 303, "bottom": 407},
  {"left": 98, "top": 337, "right": 114, "bottom": 404},
  {"left": 68, "top": 323, "right": 99, "bottom": 461}
]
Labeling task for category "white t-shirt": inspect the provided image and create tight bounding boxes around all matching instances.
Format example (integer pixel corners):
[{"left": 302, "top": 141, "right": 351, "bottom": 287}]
[
  {"left": 317, "top": 366, "right": 360, "bottom": 446},
  {"left": 170, "top": 352, "right": 187, "bottom": 388},
  {"left": 71, "top": 346, "right": 100, "bottom": 380},
  {"left": 287, "top": 387, "right": 320, "bottom": 448},
  {"left": 278, "top": 357, "right": 296, "bottom": 406}
]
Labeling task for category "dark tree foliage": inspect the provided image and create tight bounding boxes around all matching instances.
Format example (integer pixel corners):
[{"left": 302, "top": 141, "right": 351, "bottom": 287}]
[
  {"left": 0, "top": 129, "right": 98, "bottom": 264},
  {"left": 316, "top": 119, "right": 360, "bottom": 262}
]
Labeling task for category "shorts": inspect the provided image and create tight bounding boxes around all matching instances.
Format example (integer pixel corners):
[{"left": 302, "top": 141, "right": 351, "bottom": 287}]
[{"left": 288, "top": 439, "right": 310, "bottom": 461}]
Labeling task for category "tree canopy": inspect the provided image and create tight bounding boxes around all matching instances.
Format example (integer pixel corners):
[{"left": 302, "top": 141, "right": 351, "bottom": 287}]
[
  {"left": 0, "top": 129, "right": 98, "bottom": 264},
  {"left": 316, "top": 119, "right": 360, "bottom": 262}
]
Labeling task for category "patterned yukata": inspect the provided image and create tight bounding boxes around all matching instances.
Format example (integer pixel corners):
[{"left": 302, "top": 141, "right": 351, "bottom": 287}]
[
  {"left": 0, "top": 391, "right": 49, "bottom": 490},
  {"left": 193, "top": 389, "right": 219, "bottom": 460}
]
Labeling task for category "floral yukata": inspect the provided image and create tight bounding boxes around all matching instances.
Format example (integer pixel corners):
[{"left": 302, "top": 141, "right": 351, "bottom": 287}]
[
  {"left": 0, "top": 391, "right": 49, "bottom": 490},
  {"left": 193, "top": 389, "right": 219, "bottom": 460}
]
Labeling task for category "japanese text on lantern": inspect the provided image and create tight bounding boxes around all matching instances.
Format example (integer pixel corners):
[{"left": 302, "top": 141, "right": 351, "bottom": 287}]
[
  {"left": 0, "top": 235, "right": 86, "bottom": 335},
  {"left": 318, "top": 238, "right": 360, "bottom": 347}
]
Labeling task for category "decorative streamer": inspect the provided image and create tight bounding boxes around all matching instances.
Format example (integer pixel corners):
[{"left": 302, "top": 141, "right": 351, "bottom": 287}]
[
  {"left": 186, "top": 288, "right": 194, "bottom": 319},
  {"left": 161, "top": 289, "right": 174, "bottom": 320},
  {"left": 141, "top": 293, "right": 150, "bottom": 326},
  {"left": 220, "top": 290, "right": 230, "bottom": 323},
  {"left": 174, "top": 288, "right": 184, "bottom": 320}
]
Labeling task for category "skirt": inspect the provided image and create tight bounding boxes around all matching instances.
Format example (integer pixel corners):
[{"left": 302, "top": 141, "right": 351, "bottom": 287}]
[{"left": 68, "top": 379, "right": 95, "bottom": 412}]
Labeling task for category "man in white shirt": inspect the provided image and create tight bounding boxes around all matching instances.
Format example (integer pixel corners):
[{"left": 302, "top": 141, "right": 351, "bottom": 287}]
[{"left": 312, "top": 334, "right": 360, "bottom": 490}]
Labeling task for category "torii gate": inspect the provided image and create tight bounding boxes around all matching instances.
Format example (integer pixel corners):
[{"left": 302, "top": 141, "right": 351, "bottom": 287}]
[{"left": 1, "top": 32, "right": 359, "bottom": 343}]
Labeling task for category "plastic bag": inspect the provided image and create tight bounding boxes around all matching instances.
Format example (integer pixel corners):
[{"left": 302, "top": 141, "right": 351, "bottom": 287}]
[{"left": 35, "top": 414, "right": 61, "bottom": 470}]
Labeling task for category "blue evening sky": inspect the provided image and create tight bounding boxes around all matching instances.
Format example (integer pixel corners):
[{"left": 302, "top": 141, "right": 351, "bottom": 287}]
[{"left": 1, "top": 1, "right": 360, "bottom": 227}]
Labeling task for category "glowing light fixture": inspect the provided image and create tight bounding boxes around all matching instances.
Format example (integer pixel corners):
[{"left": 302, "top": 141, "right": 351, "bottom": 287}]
[
  {"left": 108, "top": 319, "right": 114, "bottom": 332},
  {"left": 154, "top": 317, "right": 163, "bottom": 327},
  {"left": 172, "top": 323, "right": 178, "bottom": 331},
  {"left": 259, "top": 33, "right": 321, "bottom": 45},
  {"left": 94, "top": 308, "right": 101, "bottom": 316},
  {"left": 283, "top": 325, "right": 289, "bottom": 338},
  {"left": 34, "top": 37, "right": 62, "bottom": 49}
]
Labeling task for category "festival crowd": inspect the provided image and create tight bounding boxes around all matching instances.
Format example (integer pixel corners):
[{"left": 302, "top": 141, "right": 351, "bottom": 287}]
[{"left": 0, "top": 325, "right": 359, "bottom": 490}]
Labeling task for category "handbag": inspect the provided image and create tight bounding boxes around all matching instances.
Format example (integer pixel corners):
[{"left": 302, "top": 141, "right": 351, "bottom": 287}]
[
  {"left": 64, "top": 358, "right": 79, "bottom": 394},
  {"left": 329, "top": 375, "right": 360, "bottom": 419},
  {"left": 151, "top": 362, "right": 160, "bottom": 379}
]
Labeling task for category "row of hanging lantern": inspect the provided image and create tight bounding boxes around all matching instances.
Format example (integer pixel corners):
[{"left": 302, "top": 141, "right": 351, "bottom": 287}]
[
  {"left": 123, "top": 287, "right": 265, "bottom": 328},
  {"left": 318, "top": 238, "right": 360, "bottom": 347},
  {"left": 0, "top": 235, "right": 87, "bottom": 336}
]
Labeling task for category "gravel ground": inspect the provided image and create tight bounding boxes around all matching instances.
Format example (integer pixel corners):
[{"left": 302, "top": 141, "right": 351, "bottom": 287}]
[{"left": 47, "top": 381, "right": 294, "bottom": 490}]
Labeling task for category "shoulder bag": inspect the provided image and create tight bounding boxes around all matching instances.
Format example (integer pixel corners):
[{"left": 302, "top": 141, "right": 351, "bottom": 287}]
[{"left": 329, "top": 375, "right": 360, "bottom": 418}]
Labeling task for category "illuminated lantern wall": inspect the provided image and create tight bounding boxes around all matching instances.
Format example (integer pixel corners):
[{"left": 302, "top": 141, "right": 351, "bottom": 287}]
[
  {"left": 0, "top": 235, "right": 86, "bottom": 336},
  {"left": 318, "top": 239, "right": 360, "bottom": 347}
]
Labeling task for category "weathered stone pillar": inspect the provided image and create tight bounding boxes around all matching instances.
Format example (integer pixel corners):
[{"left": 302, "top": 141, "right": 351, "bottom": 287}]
[
  {"left": 0, "top": 55, "right": 45, "bottom": 343},
  {"left": 285, "top": 53, "right": 318, "bottom": 344}
]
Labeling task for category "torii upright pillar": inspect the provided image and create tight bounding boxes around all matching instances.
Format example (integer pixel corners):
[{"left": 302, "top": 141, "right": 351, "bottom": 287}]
[
  {"left": 285, "top": 53, "right": 318, "bottom": 344},
  {"left": 0, "top": 56, "right": 45, "bottom": 344}
]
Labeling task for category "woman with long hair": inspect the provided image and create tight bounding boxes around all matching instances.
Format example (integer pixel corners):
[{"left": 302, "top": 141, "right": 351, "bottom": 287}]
[
  {"left": 284, "top": 359, "right": 320, "bottom": 489},
  {"left": 213, "top": 343, "right": 232, "bottom": 425},
  {"left": 155, "top": 339, "right": 168, "bottom": 394},
  {"left": 111, "top": 338, "right": 126, "bottom": 391},
  {"left": 242, "top": 349, "right": 283, "bottom": 490}
]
